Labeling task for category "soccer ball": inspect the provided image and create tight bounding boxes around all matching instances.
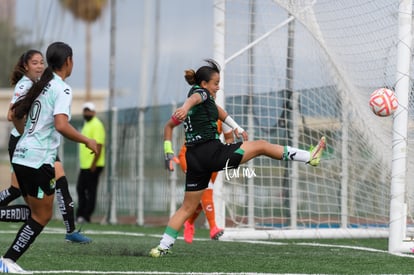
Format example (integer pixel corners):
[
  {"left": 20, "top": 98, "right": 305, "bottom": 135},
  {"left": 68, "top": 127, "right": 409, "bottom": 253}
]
[{"left": 369, "top": 88, "right": 398, "bottom": 117}]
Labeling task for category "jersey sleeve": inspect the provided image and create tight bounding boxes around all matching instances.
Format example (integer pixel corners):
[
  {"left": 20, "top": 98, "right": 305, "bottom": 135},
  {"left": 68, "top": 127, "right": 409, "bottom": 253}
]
[
  {"left": 53, "top": 84, "right": 72, "bottom": 120},
  {"left": 11, "top": 86, "right": 24, "bottom": 104},
  {"left": 191, "top": 88, "right": 209, "bottom": 103},
  {"left": 11, "top": 79, "right": 32, "bottom": 104}
]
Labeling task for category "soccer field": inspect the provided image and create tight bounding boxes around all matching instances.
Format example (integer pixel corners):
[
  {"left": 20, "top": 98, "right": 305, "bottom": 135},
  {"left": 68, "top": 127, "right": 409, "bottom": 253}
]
[{"left": 0, "top": 220, "right": 413, "bottom": 275}]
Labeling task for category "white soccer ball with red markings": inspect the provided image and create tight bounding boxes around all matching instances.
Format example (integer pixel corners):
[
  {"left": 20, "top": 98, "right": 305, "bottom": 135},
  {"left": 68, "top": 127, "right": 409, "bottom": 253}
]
[{"left": 369, "top": 88, "right": 398, "bottom": 117}]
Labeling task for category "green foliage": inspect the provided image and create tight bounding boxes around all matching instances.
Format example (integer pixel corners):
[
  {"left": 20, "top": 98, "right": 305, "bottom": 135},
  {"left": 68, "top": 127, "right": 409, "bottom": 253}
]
[
  {"left": 0, "top": 221, "right": 413, "bottom": 274},
  {"left": 0, "top": 21, "right": 35, "bottom": 88},
  {"left": 59, "top": 0, "right": 108, "bottom": 23}
]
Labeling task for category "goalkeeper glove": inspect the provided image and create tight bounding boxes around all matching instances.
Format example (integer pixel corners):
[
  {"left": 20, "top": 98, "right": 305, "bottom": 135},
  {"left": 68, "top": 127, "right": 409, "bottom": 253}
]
[{"left": 164, "top": 140, "right": 179, "bottom": 171}]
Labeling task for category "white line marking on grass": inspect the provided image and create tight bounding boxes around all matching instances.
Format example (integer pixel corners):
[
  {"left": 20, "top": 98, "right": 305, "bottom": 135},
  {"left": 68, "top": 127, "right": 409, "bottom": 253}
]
[
  {"left": 234, "top": 239, "right": 387, "bottom": 253},
  {"left": 31, "top": 272, "right": 309, "bottom": 275},
  {"left": 223, "top": 239, "right": 414, "bottom": 258}
]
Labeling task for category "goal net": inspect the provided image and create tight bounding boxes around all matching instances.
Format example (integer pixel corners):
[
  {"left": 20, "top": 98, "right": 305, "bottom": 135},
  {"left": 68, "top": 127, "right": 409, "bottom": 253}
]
[{"left": 215, "top": 0, "right": 414, "bottom": 252}]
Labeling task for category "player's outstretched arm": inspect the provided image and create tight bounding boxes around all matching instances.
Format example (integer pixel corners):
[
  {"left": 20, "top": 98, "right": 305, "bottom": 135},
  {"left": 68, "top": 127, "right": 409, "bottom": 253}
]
[
  {"left": 55, "top": 113, "right": 98, "bottom": 154},
  {"left": 174, "top": 93, "right": 202, "bottom": 121},
  {"left": 217, "top": 104, "right": 248, "bottom": 141}
]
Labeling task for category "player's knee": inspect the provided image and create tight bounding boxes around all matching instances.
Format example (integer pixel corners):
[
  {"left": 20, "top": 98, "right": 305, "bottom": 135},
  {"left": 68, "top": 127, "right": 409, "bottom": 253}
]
[
  {"left": 253, "top": 139, "right": 270, "bottom": 154},
  {"left": 30, "top": 212, "right": 53, "bottom": 226},
  {"left": 181, "top": 200, "right": 202, "bottom": 216}
]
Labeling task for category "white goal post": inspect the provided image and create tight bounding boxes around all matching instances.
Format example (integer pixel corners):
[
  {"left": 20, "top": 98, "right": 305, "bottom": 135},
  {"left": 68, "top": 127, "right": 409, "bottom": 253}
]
[
  {"left": 213, "top": 0, "right": 414, "bottom": 253},
  {"left": 389, "top": 0, "right": 413, "bottom": 254}
]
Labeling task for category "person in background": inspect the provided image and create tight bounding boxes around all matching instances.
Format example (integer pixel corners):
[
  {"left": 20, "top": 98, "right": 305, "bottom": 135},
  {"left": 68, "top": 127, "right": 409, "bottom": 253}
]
[
  {"left": 76, "top": 102, "right": 106, "bottom": 224},
  {"left": 0, "top": 41, "right": 98, "bottom": 273},
  {"left": 178, "top": 119, "right": 234, "bottom": 243},
  {"left": 149, "top": 59, "right": 326, "bottom": 257},
  {"left": 0, "top": 49, "right": 91, "bottom": 243}
]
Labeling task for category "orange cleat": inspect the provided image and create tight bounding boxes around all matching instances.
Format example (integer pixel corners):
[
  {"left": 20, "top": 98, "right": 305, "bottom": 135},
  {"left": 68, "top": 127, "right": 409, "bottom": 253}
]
[{"left": 210, "top": 226, "right": 224, "bottom": 240}]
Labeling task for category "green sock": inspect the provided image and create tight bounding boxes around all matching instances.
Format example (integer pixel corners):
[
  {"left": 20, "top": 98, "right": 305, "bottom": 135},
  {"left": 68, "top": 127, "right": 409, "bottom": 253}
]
[{"left": 165, "top": 226, "right": 179, "bottom": 239}]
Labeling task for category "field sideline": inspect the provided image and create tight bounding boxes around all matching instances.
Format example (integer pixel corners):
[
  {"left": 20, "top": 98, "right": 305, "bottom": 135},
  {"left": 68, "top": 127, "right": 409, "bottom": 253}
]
[{"left": 0, "top": 220, "right": 413, "bottom": 275}]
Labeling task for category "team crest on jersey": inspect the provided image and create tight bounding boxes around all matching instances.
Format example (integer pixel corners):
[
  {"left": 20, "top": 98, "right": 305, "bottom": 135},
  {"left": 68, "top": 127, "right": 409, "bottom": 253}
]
[{"left": 201, "top": 91, "right": 208, "bottom": 101}]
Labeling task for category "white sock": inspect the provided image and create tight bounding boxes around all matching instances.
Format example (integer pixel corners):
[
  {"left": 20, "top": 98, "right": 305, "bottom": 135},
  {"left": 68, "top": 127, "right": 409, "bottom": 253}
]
[
  {"left": 159, "top": 233, "right": 176, "bottom": 249},
  {"left": 283, "top": 146, "right": 310, "bottom": 162}
]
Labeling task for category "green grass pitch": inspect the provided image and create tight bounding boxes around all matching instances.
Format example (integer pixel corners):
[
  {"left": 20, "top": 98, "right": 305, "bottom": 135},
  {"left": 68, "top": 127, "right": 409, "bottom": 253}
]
[{"left": 0, "top": 220, "right": 413, "bottom": 274}]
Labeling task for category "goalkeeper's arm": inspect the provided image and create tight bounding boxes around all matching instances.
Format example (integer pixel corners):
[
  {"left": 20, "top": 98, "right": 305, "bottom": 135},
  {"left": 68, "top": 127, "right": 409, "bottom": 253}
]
[{"left": 163, "top": 116, "right": 181, "bottom": 171}]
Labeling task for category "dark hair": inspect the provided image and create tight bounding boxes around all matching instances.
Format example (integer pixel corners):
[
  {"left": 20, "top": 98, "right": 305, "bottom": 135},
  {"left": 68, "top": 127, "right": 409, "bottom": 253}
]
[
  {"left": 10, "top": 49, "right": 43, "bottom": 86},
  {"left": 184, "top": 59, "right": 220, "bottom": 86},
  {"left": 13, "top": 42, "right": 73, "bottom": 119}
]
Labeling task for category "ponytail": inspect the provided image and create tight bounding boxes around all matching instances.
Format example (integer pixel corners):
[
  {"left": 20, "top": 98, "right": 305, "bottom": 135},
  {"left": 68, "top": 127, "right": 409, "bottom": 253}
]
[{"left": 184, "top": 69, "right": 196, "bottom": 85}]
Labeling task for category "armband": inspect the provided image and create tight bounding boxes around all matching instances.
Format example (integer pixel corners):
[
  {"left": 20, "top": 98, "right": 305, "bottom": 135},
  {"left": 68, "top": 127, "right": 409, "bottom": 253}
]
[
  {"left": 224, "top": 115, "right": 245, "bottom": 133},
  {"left": 222, "top": 120, "right": 233, "bottom": 134},
  {"left": 171, "top": 115, "right": 182, "bottom": 126}
]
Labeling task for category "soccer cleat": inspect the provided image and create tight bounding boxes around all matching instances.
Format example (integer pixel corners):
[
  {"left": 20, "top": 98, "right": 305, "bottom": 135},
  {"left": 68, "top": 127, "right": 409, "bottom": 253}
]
[
  {"left": 0, "top": 257, "right": 32, "bottom": 274},
  {"left": 65, "top": 230, "right": 92, "bottom": 244},
  {"left": 149, "top": 246, "right": 171, "bottom": 258},
  {"left": 307, "top": 136, "right": 326, "bottom": 166},
  {"left": 183, "top": 221, "right": 195, "bottom": 244},
  {"left": 210, "top": 226, "right": 224, "bottom": 240}
]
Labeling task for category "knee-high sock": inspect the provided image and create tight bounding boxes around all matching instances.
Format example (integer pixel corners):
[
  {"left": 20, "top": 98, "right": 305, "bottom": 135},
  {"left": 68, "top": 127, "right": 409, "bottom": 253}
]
[
  {"left": 282, "top": 146, "right": 310, "bottom": 162},
  {"left": 0, "top": 186, "right": 21, "bottom": 206},
  {"left": 4, "top": 217, "right": 43, "bottom": 262},
  {"left": 55, "top": 176, "right": 75, "bottom": 233},
  {"left": 0, "top": 205, "right": 30, "bottom": 222},
  {"left": 201, "top": 188, "right": 217, "bottom": 229}
]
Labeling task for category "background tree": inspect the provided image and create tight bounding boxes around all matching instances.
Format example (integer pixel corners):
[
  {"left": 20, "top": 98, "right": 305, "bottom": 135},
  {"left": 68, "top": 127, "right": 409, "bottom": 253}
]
[
  {"left": 0, "top": 21, "right": 34, "bottom": 88},
  {"left": 59, "top": 0, "right": 108, "bottom": 101}
]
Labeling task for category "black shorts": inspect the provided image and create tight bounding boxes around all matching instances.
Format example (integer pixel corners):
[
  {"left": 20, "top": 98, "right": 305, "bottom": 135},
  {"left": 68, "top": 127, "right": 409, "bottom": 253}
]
[
  {"left": 8, "top": 134, "right": 20, "bottom": 162},
  {"left": 12, "top": 164, "right": 56, "bottom": 198},
  {"left": 185, "top": 139, "right": 244, "bottom": 191}
]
